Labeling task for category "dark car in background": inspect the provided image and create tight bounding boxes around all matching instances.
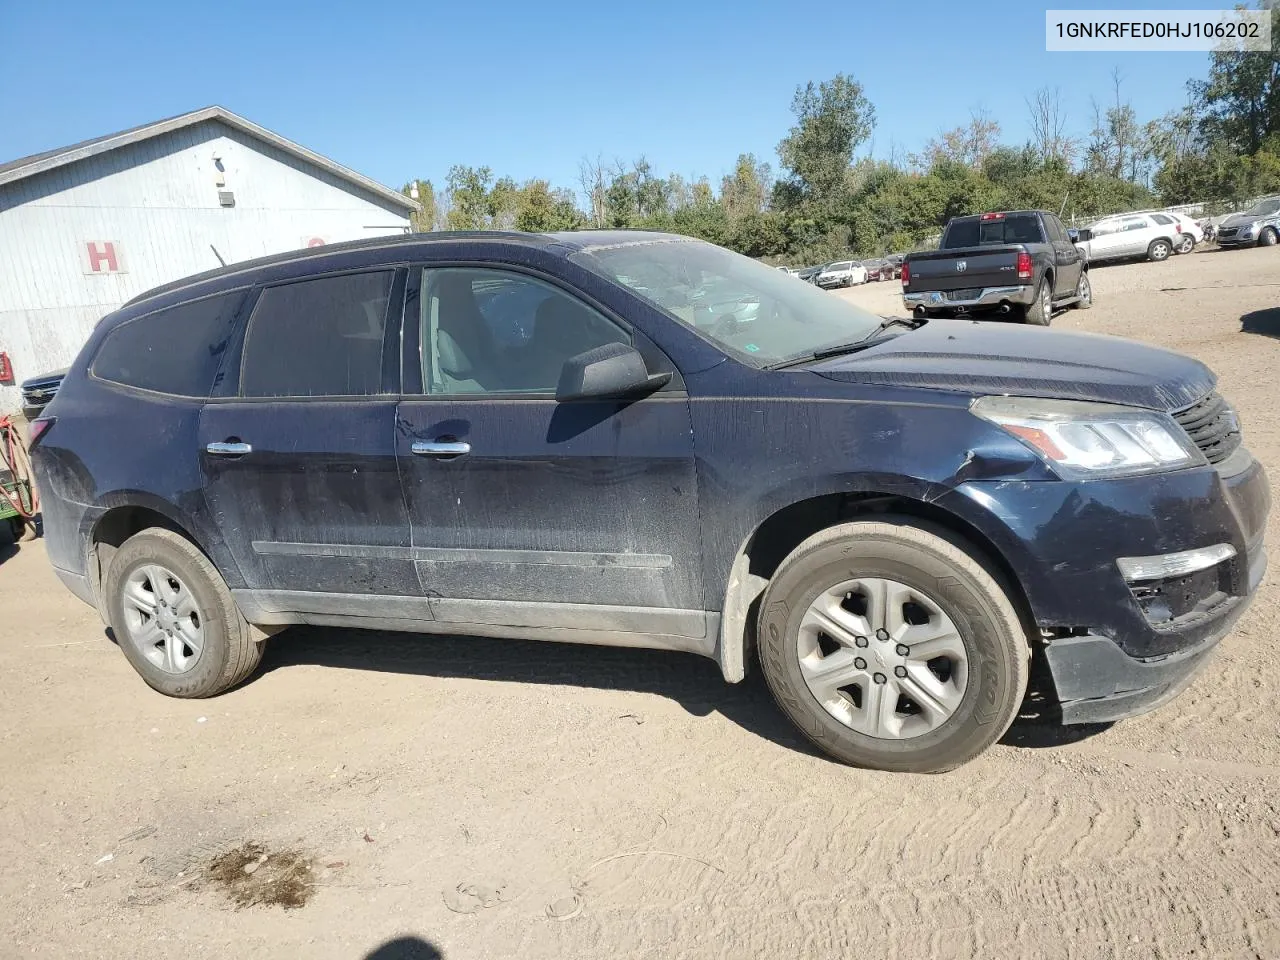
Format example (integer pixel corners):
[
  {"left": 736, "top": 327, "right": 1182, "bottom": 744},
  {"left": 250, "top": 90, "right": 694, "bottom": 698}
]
[
  {"left": 863, "top": 258, "right": 891, "bottom": 281},
  {"left": 796, "top": 264, "right": 825, "bottom": 284},
  {"left": 30, "top": 231, "right": 1269, "bottom": 773},
  {"left": 20, "top": 368, "right": 67, "bottom": 421},
  {"left": 903, "top": 210, "right": 1091, "bottom": 324},
  {"left": 1215, "top": 197, "right": 1280, "bottom": 248}
]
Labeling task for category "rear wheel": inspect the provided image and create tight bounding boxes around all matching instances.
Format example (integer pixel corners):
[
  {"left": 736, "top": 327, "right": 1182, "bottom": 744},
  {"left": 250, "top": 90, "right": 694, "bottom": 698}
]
[
  {"left": 1148, "top": 239, "right": 1172, "bottom": 261},
  {"left": 1259, "top": 227, "right": 1277, "bottom": 247},
  {"left": 757, "top": 520, "right": 1030, "bottom": 773},
  {"left": 1023, "top": 280, "right": 1052, "bottom": 326},
  {"left": 104, "top": 528, "right": 263, "bottom": 698},
  {"left": 1176, "top": 234, "right": 1195, "bottom": 255}
]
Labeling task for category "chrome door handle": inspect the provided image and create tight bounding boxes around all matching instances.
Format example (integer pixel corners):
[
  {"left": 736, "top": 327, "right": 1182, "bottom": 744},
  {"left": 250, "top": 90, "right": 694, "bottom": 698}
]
[
  {"left": 206, "top": 441, "right": 252, "bottom": 456},
  {"left": 411, "top": 440, "right": 471, "bottom": 458}
]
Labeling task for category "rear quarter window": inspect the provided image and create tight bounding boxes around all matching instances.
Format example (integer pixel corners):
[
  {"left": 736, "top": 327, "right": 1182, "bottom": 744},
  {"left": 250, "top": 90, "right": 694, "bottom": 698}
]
[{"left": 91, "top": 291, "right": 246, "bottom": 397}]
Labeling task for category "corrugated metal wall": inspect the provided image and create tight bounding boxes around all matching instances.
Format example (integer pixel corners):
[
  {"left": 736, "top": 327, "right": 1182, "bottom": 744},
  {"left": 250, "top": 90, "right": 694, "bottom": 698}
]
[{"left": 0, "top": 119, "right": 411, "bottom": 409}]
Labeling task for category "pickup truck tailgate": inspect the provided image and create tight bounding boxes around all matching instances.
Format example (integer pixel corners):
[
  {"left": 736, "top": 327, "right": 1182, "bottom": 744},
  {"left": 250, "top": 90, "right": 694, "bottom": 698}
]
[{"left": 906, "top": 245, "right": 1025, "bottom": 294}]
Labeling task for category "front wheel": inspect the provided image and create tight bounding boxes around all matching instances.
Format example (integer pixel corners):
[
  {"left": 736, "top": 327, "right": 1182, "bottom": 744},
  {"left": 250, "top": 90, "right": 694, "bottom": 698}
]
[
  {"left": 1176, "top": 234, "right": 1195, "bottom": 255},
  {"left": 104, "top": 528, "right": 264, "bottom": 698},
  {"left": 757, "top": 520, "right": 1030, "bottom": 773},
  {"left": 1259, "top": 227, "right": 1277, "bottom": 247},
  {"left": 1148, "top": 239, "right": 1172, "bottom": 261}
]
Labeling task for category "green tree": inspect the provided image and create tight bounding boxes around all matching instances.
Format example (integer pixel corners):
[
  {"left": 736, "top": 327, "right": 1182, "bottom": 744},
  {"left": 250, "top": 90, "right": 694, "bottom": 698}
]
[
  {"left": 445, "top": 165, "right": 495, "bottom": 230},
  {"left": 777, "top": 74, "right": 876, "bottom": 200}
]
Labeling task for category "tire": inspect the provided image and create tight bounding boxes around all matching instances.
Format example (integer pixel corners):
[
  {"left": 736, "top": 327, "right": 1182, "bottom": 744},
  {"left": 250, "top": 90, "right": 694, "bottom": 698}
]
[
  {"left": 756, "top": 520, "right": 1030, "bottom": 773},
  {"left": 1176, "top": 234, "right": 1195, "bottom": 255},
  {"left": 104, "top": 528, "right": 263, "bottom": 698},
  {"left": 1258, "top": 227, "right": 1277, "bottom": 247},
  {"left": 1147, "top": 239, "right": 1172, "bottom": 261},
  {"left": 1073, "top": 271, "right": 1092, "bottom": 310},
  {"left": 1023, "top": 279, "right": 1051, "bottom": 326}
]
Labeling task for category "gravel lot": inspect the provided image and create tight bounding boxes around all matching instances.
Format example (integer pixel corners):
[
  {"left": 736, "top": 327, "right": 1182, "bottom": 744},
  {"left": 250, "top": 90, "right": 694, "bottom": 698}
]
[{"left": 3, "top": 247, "right": 1280, "bottom": 960}]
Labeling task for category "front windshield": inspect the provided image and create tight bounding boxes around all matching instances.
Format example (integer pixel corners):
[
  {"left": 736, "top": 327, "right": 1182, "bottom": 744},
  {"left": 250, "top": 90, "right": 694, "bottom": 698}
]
[
  {"left": 575, "top": 237, "right": 884, "bottom": 365},
  {"left": 1246, "top": 198, "right": 1280, "bottom": 216}
]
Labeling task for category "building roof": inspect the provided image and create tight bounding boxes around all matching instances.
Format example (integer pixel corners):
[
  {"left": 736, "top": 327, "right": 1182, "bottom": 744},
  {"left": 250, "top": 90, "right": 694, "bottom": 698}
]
[{"left": 0, "top": 105, "right": 420, "bottom": 214}]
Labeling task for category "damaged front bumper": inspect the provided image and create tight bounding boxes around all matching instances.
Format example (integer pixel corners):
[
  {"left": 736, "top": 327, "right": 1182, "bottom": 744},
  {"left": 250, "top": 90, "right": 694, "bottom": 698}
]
[
  {"left": 939, "top": 450, "right": 1271, "bottom": 725},
  {"left": 1044, "top": 539, "right": 1265, "bottom": 724}
]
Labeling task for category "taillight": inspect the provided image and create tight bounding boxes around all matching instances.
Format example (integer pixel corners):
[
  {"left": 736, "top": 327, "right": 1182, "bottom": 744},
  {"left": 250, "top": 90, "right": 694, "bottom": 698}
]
[
  {"left": 28, "top": 417, "right": 54, "bottom": 449},
  {"left": 900, "top": 261, "right": 910, "bottom": 286},
  {"left": 1016, "top": 251, "right": 1033, "bottom": 279}
]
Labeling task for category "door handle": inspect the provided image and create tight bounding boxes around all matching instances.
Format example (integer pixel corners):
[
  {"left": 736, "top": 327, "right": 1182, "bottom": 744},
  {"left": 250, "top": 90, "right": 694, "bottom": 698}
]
[
  {"left": 206, "top": 441, "right": 252, "bottom": 456},
  {"left": 411, "top": 439, "right": 471, "bottom": 459}
]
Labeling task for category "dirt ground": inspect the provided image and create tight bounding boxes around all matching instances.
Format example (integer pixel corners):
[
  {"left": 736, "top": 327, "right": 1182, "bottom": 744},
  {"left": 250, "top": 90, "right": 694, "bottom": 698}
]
[{"left": 3, "top": 247, "right": 1280, "bottom": 960}]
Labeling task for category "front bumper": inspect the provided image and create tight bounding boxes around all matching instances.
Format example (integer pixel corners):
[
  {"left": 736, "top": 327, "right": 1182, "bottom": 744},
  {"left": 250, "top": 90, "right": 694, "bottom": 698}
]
[
  {"left": 939, "top": 452, "right": 1271, "bottom": 724},
  {"left": 903, "top": 285, "right": 1035, "bottom": 313},
  {"left": 1216, "top": 228, "right": 1256, "bottom": 247},
  {"left": 1044, "top": 541, "right": 1265, "bottom": 724}
]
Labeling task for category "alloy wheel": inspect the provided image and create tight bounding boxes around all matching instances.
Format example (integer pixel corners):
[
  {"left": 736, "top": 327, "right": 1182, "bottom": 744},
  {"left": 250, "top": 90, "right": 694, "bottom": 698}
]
[
  {"left": 120, "top": 564, "right": 205, "bottom": 674},
  {"left": 796, "top": 577, "right": 969, "bottom": 739}
]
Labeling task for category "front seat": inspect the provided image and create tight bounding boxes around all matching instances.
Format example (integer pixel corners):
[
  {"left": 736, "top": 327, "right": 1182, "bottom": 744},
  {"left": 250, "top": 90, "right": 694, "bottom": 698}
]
[{"left": 431, "top": 273, "right": 496, "bottom": 393}]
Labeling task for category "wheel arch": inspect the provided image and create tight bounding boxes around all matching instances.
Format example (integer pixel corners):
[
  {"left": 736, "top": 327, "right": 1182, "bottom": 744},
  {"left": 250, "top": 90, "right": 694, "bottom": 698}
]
[
  {"left": 713, "top": 489, "right": 1035, "bottom": 683},
  {"left": 85, "top": 493, "right": 240, "bottom": 617}
]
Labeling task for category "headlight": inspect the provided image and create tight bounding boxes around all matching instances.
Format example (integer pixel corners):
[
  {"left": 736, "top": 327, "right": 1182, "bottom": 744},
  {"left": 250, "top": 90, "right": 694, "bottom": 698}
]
[{"left": 971, "top": 396, "right": 1204, "bottom": 479}]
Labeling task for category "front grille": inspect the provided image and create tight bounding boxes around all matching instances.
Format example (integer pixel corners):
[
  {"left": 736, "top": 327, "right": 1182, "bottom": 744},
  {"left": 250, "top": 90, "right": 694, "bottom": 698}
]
[
  {"left": 1173, "top": 390, "right": 1241, "bottom": 465},
  {"left": 1218, "top": 227, "right": 1238, "bottom": 239}
]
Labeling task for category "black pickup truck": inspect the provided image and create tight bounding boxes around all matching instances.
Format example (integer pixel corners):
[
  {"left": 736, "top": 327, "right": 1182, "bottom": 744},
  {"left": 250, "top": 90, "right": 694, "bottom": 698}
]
[{"left": 902, "top": 210, "right": 1091, "bottom": 325}]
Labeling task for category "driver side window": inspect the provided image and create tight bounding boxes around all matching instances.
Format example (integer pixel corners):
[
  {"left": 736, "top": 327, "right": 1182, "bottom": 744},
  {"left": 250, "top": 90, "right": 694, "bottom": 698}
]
[{"left": 419, "top": 268, "right": 630, "bottom": 396}]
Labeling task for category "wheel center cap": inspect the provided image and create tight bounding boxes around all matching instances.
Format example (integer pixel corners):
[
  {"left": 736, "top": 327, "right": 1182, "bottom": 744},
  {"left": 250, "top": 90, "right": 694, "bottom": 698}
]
[{"left": 156, "top": 609, "right": 178, "bottom": 632}]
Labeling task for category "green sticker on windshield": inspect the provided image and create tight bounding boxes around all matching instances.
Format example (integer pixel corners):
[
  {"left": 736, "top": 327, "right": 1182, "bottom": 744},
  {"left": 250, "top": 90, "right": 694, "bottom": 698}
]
[{"left": 744, "top": 343, "right": 760, "bottom": 352}]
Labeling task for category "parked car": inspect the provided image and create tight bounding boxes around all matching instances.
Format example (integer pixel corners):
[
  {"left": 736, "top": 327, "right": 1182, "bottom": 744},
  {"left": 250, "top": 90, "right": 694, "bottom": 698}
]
[
  {"left": 1214, "top": 197, "right": 1280, "bottom": 248},
  {"left": 796, "top": 264, "right": 825, "bottom": 284},
  {"left": 902, "top": 210, "right": 1090, "bottom": 325},
  {"left": 816, "top": 260, "right": 867, "bottom": 288},
  {"left": 20, "top": 368, "right": 67, "bottom": 421},
  {"left": 776, "top": 266, "right": 800, "bottom": 276},
  {"left": 30, "top": 231, "right": 1270, "bottom": 773},
  {"left": 1074, "top": 213, "right": 1183, "bottom": 264},
  {"left": 884, "top": 254, "right": 904, "bottom": 279},
  {"left": 863, "top": 258, "right": 891, "bottom": 281},
  {"left": 1168, "top": 213, "right": 1205, "bottom": 253}
]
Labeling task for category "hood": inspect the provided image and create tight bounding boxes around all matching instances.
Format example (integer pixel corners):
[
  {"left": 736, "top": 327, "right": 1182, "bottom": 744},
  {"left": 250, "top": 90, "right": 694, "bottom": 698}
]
[
  {"left": 809, "top": 319, "right": 1214, "bottom": 411},
  {"left": 20, "top": 367, "right": 68, "bottom": 391},
  {"left": 1221, "top": 211, "right": 1272, "bottom": 228}
]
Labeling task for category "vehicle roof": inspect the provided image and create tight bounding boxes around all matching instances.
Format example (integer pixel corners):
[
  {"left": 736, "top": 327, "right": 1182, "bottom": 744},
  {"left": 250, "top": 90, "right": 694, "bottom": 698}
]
[{"left": 123, "top": 229, "right": 695, "bottom": 308}]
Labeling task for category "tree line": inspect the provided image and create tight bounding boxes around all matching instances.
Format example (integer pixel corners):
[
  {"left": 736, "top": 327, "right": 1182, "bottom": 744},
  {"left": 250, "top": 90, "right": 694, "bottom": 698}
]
[{"left": 402, "top": 4, "right": 1280, "bottom": 266}]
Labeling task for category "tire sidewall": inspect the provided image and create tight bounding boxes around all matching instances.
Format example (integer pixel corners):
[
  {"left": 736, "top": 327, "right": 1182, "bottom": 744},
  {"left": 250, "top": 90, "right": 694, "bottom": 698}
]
[
  {"left": 105, "top": 534, "right": 236, "bottom": 697},
  {"left": 1076, "top": 272, "right": 1092, "bottom": 308},
  {"left": 758, "top": 532, "right": 1026, "bottom": 772}
]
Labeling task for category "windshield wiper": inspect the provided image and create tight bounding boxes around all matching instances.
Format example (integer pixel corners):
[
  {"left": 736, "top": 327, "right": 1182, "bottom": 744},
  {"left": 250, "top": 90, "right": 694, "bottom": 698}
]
[{"left": 767, "top": 316, "right": 924, "bottom": 369}]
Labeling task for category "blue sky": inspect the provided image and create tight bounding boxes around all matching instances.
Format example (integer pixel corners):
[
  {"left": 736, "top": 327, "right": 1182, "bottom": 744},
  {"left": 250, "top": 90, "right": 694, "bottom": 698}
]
[{"left": 1, "top": 0, "right": 1216, "bottom": 199}]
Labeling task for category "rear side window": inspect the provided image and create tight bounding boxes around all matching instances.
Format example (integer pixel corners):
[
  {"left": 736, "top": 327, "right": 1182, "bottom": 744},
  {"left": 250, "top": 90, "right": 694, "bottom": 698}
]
[
  {"left": 92, "top": 291, "right": 245, "bottom": 397},
  {"left": 240, "top": 271, "right": 394, "bottom": 398},
  {"left": 943, "top": 214, "right": 1046, "bottom": 248},
  {"left": 1150, "top": 213, "right": 1174, "bottom": 225}
]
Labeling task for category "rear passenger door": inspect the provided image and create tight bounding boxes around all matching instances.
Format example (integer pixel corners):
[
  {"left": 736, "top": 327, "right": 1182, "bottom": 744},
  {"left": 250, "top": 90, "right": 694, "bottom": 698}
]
[
  {"left": 1042, "top": 214, "right": 1083, "bottom": 297},
  {"left": 198, "top": 268, "right": 418, "bottom": 614}
]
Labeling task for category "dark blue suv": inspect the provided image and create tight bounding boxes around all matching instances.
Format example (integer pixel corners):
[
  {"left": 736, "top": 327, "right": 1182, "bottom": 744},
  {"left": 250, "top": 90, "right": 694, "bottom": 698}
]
[{"left": 30, "top": 231, "right": 1270, "bottom": 772}]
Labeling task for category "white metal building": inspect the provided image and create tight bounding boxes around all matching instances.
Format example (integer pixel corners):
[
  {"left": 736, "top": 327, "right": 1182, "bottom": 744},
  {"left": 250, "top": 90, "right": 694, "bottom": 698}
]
[{"left": 0, "top": 106, "right": 419, "bottom": 409}]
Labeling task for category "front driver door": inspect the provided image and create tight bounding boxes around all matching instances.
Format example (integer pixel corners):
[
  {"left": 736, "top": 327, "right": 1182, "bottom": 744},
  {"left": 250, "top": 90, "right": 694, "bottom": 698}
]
[{"left": 394, "top": 264, "right": 708, "bottom": 648}]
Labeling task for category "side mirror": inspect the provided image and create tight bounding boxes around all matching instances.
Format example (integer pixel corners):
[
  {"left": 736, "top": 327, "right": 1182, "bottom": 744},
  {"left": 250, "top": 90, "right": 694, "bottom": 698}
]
[{"left": 555, "top": 342, "right": 672, "bottom": 402}]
